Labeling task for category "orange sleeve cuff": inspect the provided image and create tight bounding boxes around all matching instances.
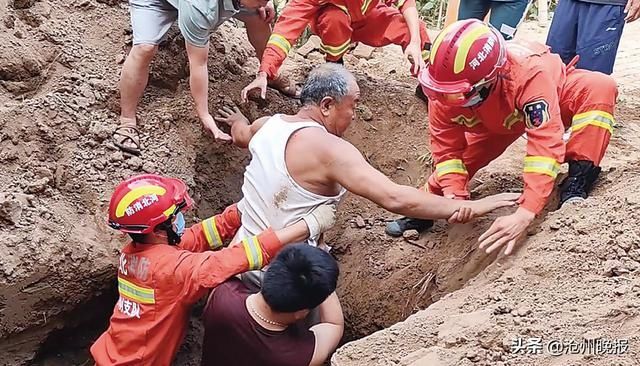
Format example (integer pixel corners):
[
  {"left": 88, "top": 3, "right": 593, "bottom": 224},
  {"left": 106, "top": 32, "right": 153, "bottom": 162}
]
[
  {"left": 436, "top": 174, "right": 470, "bottom": 199},
  {"left": 256, "top": 228, "right": 284, "bottom": 265},
  {"left": 259, "top": 48, "right": 286, "bottom": 80},
  {"left": 518, "top": 190, "right": 545, "bottom": 215},
  {"left": 214, "top": 204, "right": 242, "bottom": 241}
]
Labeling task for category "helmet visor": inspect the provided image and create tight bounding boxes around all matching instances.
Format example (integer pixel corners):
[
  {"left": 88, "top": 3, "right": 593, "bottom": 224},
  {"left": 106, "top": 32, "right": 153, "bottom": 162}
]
[{"left": 420, "top": 71, "right": 495, "bottom": 107}]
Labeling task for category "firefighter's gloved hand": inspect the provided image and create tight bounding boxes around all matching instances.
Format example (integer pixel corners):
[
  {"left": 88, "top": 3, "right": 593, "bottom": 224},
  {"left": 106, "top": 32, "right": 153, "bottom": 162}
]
[{"left": 301, "top": 204, "right": 337, "bottom": 238}]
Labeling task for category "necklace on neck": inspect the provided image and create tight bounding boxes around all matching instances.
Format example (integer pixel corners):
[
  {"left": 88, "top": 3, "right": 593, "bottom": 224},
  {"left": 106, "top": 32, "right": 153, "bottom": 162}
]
[{"left": 248, "top": 295, "right": 286, "bottom": 328}]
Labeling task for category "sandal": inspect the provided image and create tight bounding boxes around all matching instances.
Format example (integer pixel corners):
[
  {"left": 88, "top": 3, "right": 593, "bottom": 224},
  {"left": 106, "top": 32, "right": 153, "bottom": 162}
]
[
  {"left": 112, "top": 121, "right": 141, "bottom": 156},
  {"left": 268, "top": 75, "right": 301, "bottom": 99}
]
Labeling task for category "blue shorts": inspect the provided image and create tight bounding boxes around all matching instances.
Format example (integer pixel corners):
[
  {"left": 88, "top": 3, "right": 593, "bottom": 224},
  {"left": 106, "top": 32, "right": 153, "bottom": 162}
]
[
  {"left": 458, "top": 0, "right": 531, "bottom": 39},
  {"left": 546, "top": 0, "right": 625, "bottom": 75}
]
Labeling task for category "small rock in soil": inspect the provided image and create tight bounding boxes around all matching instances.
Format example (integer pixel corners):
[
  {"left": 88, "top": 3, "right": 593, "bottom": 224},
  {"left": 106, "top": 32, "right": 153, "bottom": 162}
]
[
  {"left": 142, "top": 161, "right": 156, "bottom": 173},
  {"left": 127, "top": 156, "right": 143, "bottom": 170},
  {"left": 110, "top": 151, "right": 124, "bottom": 162},
  {"left": 93, "top": 160, "right": 105, "bottom": 171},
  {"left": 296, "top": 35, "right": 321, "bottom": 57},
  {"left": 613, "top": 286, "right": 627, "bottom": 296},
  {"left": 602, "top": 260, "right": 628, "bottom": 277},
  {"left": 359, "top": 105, "right": 374, "bottom": 121},
  {"left": 4, "top": 14, "right": 16, "bottom": 28},
  {"left": 628, "top": 249, "right": 640, "bottom": 262},
  {"left": 26, "top": 178, "right": 50, "bottom": 193},
  {"left": 13, "top": 0, "right": 37, "bottom": 9},
  {"left": 0, "top": 196, "right": 23, "bottom": 224},
  {"left": 352, "top": 43, "right": 376, "bottom": 59},
  {"left": 89, "top": 122, "right": 112, "bottom": 142},
  {"left": 515, "top": 307, "right": 531, "bottom": 317},
  {"left": 493, "top": 305, "right": 512, "bottom": 315},
  {"left": 354, "top": 215, "right": 366, "bottom": 228},
  {"left": 403, "top": 229, "right": 420, "bottom": 241}
]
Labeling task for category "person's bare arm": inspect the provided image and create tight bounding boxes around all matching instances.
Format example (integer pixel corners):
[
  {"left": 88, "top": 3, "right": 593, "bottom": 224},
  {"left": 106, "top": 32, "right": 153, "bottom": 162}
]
[
  {"left": 323, "top": 134, "right": 518, "bottom": 220},
  {"left": 309, "top": 293, "right": 343, "bottom": 366},
  {"left": 186, "top": 43, "right": 231, "bottom": 141},
  {"left": 400, "top": 0, "right": 425, "bottom": 74},
  {"left": 215, "top": 106, "right": 269, "bottom": 148}
]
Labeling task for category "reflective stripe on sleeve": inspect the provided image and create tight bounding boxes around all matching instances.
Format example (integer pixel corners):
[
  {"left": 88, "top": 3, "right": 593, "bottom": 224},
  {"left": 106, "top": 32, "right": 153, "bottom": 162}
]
[
  {"left": 118, "top": 277, "right": 155, "bottom": 304},
  {"left": 571, "top": 110, "right": 614, "bottom": 134},
  {"left": 242, "top": 236, "right": 264, "bottom": 270},
  {"left": 267, "top": 34, "right": 292, "bottom": 54},
  {"left": 202, "top": 217, "right": 223, "bottom": 250},
  {"left": 523, "top": 156, "right": 560, "bottom": 178},
  {"left": 435, "top": 159, "right": 468, "bottom": 177}
]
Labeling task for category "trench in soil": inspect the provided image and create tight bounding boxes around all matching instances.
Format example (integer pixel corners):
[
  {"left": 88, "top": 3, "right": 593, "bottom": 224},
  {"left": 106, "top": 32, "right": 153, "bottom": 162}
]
[{"left": 26, "top": 71, "right": 535, "bottom": 364}]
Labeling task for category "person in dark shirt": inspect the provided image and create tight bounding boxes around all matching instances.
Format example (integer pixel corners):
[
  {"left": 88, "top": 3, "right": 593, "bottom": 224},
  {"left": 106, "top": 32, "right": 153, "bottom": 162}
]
[{"left": 201, "top": 244, "right": 343, "bottom": 366}]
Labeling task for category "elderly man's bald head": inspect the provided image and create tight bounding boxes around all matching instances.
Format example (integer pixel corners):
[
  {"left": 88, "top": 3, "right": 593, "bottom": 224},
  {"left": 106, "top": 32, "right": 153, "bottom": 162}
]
[{"left": 300, "top": 64, "right": 358, "bottom": 106}]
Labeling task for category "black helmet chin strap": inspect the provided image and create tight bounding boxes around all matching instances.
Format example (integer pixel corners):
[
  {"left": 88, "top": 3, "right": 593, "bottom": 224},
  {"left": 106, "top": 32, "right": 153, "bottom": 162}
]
[{"left": 158, "top": 219, "right": 182, "bottom": 245}]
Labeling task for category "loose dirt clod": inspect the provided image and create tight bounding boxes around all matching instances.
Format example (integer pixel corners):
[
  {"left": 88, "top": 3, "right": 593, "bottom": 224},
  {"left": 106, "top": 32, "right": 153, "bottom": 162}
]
[{"left": 403, "top": 229, "right": 420, "bottom": 241}]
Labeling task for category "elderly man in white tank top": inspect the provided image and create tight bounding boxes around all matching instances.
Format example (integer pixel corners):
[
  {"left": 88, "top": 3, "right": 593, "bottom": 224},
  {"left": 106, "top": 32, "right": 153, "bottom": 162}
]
[{"left": 215, "top": 64, "right": 519, "bottom": 287}]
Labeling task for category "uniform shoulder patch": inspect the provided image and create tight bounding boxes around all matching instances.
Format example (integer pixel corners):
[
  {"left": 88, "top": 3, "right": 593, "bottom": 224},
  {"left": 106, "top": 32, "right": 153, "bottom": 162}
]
[{"left": 523, "top": 100, "right": 549, "bottom": 129}]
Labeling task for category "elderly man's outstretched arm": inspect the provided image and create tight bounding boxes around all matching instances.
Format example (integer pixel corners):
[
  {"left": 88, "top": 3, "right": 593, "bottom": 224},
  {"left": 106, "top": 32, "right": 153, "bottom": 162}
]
[{"left": 318, "top": 131, "right": 518, "bottom": 221}]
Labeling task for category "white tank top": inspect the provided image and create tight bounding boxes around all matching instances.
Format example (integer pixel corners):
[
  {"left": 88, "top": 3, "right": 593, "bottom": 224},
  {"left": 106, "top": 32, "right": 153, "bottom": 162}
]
[{"left": 235, "top": 115, "right": 346, "bottom": 246}]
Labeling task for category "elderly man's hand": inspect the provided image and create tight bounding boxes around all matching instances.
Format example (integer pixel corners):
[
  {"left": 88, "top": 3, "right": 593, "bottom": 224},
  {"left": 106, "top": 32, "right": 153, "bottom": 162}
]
[
  {"left": 447, "top": 192, "right": 518, "bottom": 224},
  {"left": 478, "top": 207, "right": 535, "bottom": 255},
  {"left": 214, "top": 105, "right": 250, "bottom": 127}
]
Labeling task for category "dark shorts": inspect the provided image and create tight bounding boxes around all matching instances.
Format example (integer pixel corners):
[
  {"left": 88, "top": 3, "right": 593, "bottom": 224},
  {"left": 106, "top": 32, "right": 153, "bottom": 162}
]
[
  {"left": 546, "top": 0, "right": 626, "bottom": 75},
  {"left": 458, "top": 0, "right": 531, "bottom": 39}
]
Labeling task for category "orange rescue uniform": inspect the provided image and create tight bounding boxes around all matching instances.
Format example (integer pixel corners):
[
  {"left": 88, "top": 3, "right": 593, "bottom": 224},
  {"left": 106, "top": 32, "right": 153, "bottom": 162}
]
[
  {"left": 260, "top": 0, "right": 431, "bottom": 79},
  {"left": 426, "top": 40, "right": 617, "bottom": 214},
  {"left": 90, "top": 204, "right": 283, "bottom": 365}
]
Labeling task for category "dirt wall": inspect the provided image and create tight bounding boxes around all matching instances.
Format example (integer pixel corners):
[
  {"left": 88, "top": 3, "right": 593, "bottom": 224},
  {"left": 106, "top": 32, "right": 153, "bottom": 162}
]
[
  {"left": 0, "top": 1, "right": 297, "bottom": 363},
  {"left": 332, "top": 104, "right": 640, "bottom": 366}
]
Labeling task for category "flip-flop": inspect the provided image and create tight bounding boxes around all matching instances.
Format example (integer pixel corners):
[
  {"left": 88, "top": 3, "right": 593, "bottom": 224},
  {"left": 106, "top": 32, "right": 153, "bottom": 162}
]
[{"left": 113, "top": 123, "right": 141, "bottom": 156}]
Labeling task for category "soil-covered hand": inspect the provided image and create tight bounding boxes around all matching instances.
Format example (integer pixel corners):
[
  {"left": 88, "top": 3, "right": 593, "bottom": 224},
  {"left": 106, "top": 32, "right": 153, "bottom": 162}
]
[
  {"left": 201, "top": 114, "right": 232, "bottom": 142},
  {"left": 478, "top": 207, "right": 535, "bottom": 255},
  {"left": 214, "top": 105, "right": 249, "bottom": 127}
]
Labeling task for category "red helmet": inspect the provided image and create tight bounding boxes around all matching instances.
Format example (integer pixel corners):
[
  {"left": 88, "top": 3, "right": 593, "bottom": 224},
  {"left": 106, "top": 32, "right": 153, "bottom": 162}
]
[
  {"left": 108, "top": 174, "right": 193, "bottom": 234},
  {"left": 419, "top": 19, "right": 506, "bottom": 106}
]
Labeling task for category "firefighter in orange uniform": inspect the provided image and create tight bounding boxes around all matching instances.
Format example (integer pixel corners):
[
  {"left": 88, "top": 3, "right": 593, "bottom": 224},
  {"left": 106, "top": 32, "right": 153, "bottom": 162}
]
[
  {"left": 386, "top": 19, "right": 616, "bottom": 255},
  {"left": 241, "top": 0, "right": 432, "bottom": 100},
  {"left": 90, "top": 174, "right": 336, "bottom": 365}
]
